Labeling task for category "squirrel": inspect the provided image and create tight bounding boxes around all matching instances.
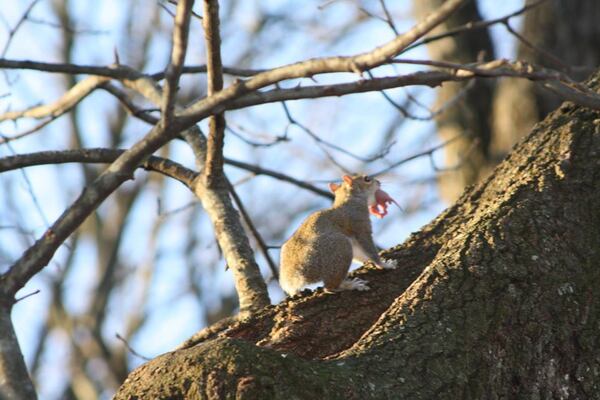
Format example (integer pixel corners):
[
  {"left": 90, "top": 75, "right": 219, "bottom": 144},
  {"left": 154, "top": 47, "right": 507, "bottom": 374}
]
[{"left": 279, "top": 174, "right": 398, "bottom": 295}]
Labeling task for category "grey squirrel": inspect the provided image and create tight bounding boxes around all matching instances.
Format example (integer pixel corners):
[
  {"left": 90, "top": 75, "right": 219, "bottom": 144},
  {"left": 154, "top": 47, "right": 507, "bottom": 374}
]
[{"left": 279, "top": 174, "right": 398, "bottom": 295}]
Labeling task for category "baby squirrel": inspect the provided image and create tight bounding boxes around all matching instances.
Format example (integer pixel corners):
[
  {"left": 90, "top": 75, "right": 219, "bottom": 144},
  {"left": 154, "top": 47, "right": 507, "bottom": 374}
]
[{"left": 280, "top": 174, "right": 398, "bottom": 295}]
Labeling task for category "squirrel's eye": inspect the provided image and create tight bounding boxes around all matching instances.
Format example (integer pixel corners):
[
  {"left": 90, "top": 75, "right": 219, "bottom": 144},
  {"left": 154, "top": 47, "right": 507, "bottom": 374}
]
[{"left": 364, "top": 176, "right": 371, "bottom": 182}]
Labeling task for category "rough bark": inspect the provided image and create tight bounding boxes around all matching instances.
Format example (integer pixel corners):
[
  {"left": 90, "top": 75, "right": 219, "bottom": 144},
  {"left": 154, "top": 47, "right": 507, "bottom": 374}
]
[
  {"left": 194, "top": 175, "right": 271, "bottom": 314},
  {"left": 0, "top": 303, "right": 37, "bottom": 400},
  {"left": 115, "top": 71, "right": 600, "bottom": 399}
]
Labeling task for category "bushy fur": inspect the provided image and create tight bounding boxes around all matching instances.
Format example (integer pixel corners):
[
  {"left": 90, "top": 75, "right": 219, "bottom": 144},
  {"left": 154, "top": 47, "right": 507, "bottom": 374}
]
[{"left": 279, "top": 174, "right": 394, "bottom": 295}]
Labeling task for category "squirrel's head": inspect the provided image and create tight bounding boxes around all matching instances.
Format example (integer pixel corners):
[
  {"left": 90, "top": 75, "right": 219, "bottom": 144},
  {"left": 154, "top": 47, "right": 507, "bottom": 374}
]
[{"left": 329, "top": 174, "right": 398, "bottom": 218}]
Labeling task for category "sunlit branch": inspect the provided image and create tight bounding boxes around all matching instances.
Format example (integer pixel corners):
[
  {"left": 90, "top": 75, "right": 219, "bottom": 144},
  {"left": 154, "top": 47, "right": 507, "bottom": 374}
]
[
  {"left": 0, "top": 75, "right": 109, "bottom": 121},
  {"left": 162, "top": 0, "right": 194, "bottom": 123},
  {"left": 178, "top": 0, "right": 467, "bottom": 122}
]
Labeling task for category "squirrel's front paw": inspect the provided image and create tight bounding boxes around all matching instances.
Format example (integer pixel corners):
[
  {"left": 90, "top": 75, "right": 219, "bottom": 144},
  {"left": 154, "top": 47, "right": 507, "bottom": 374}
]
[
  {"left": 339, "top": 278, "right": 370, "bottom": 291},
  {"left": 377, "top": 259, "right": 398, "bottom": 270}
]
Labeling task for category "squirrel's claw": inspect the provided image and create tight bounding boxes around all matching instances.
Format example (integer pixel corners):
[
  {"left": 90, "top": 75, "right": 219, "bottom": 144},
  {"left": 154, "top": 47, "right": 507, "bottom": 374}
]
[
  {"left": 377, "top": 260, "right": 398, "bottom": 270},
  {"left": 339, "top": 278, "right": 370, "bottom": 291}
]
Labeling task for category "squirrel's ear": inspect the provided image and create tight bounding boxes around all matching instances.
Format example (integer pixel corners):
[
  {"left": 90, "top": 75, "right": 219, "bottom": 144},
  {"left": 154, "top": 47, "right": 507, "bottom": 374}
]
[
  {"left": 329, "top": 182, "right": 340, "bottom": 193},
  {"left": 342, "top": 175, "right": 353, "bottom": 185}
]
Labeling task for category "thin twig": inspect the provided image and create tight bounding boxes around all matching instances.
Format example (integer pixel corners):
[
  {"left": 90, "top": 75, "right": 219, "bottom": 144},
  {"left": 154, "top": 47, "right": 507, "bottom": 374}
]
[
  {"left": 280, "top": 101, "right": 349, "bottom": 172},
  {"left": 0, "top": 118, "right": 55, "bottom": 144},
  {"left": 429, "top": 137, "right": 480, "bottom": 172},
  {"left": 400, "top": 0, "right": 550, "bottom": 55},
  {"left": 1, "top": 141, "right": 49, "bottom": 227},
  {"left": 223, "top": 157, "right": 333, "bottom": 199},
  {"left": 14, "top": 289, "right": 40, "bottom": 303},
  {"left": 227, "top": 182, "right": 279, "bottom": 280},
  {"left": 504, "top": 21, "right": 571, "bottom": 73},
  {"left": 378, "top": 0, "right": 399, "bottom": 35},
  {"left": 372, "top": 135, "right": 463, "bottom": 177},
  {"left": 115, "top": 333, "right": 151, "bottom": 361},
  {"left": 100, "top": 83, "right": 159, "bottom": 125},
  {"left": 0, "top": 75, "right": 109, "bottom": 121},
  {"left": 281, "top": 99, "right": 392, "bottom": 164},
  {"left": 1, "top": 0, "right": 41, "bottom": 57},
  {"left": 162, "top": 0, "right": 194, "bottom": 123},
  {"left": 225, "top": 123, "right": 289, "bottom": 148},
  {"left": 179, "top": 0, "right": 467, "bottom": 122},
  {"left": 0, "top": 59, "right": 264, "bottom": 79}
]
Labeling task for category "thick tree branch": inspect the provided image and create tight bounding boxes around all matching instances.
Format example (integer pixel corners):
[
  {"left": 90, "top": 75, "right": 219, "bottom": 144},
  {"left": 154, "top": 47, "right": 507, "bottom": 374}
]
[
  {"left": 202, "top": 0, "right": 225, "bottom": 185},
  {"left": 224, "top": 61, "right": 600, "bottom": 112},
  {"left": 0, "top": 148, "right": 333, "bottom": 203},
  {"left": 0, "top": 148, "right": 196, "bottom": 187},
  {"left": 197, "top": 0, "right": 270, "bottom": 313}
]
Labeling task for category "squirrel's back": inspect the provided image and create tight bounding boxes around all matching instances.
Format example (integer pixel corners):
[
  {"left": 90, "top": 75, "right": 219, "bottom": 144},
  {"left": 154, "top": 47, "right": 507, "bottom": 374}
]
[{"left": 279, "top": 210, "right": 353, "bottom": 294}]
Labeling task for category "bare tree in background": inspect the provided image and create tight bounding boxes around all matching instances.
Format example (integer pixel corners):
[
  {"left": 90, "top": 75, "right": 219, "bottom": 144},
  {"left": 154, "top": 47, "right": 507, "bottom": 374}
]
[
  {"left": 1, "top": 0, "right": 600, "bottom": 398},
  {"left": 416, "top": 0, "right": 600, "bottom": 201}
]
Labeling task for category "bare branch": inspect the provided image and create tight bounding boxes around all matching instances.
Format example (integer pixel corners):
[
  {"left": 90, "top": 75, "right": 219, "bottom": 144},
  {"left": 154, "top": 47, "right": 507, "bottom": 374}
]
[
  {"left": 1, "top": 0, "right": 41, "bottom": 57},
  {"left": 503, "top": 20, "right": 570, "bottom": 73},
  {"left": 100, "top": 83, "right": 159, "bottom": 125},
  {"left": 372, "top": 135, "right": 464, "bottom": 177},
  {"left": 0, "top": 118, "right": 55, "bottom": 144},
  {"left": 162, "top": 0, "right": 194, "bottom": 123},
  {"left": 0, "top": 304, "right": 37, "bottom": 399},
  {"left": 179, "top": 0, "right": 467, "bottom": 123},
  {"left": 115, "top": 334, "right": 151, "bottom": 362},
  {"left": 401, "top": 0, "right": 549, "bottom": 55},
  {"left": 0, "top": 147, "right": 333, "bottom": 201},
  {"left": 197, "top": 0, "right": 270, "bottom": 314},
  {"left": 280, "top": 101, "right": 350, "bottom": 172},
  {"left": 202, "top": 0, "right": 226, "bottom": 185},
  {"left": 378, "top": 0, "right": 399, "bottom": 35},
  {"left": 0, "top": 75, "right": 109, "bottom": 121},
  {"left": 0, "top": 148, "right": 197, "bottom": 187},
  {"left": 222, "top": 157, "right": 333, "bottom": 199},
  {"left": 0, "top": 59, "right": 263, "bottom": 79},
  {"left": 391, "top": 59, "right": 600, "bottom": 109},
  {"left": 151, "top": 65, "right": 265, "bottom": 79},
  {"left": 225, "top": 124, "right": 289, "bottom": 148},
  {"left": 224, "top": 61, "right": 600, "bottom": 112}
]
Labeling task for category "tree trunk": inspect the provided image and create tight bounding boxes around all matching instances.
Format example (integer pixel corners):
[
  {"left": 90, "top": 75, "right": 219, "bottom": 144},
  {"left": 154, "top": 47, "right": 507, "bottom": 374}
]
[
  {"left": 115, "top": 72, "right": 600, "bottom": 399},
  {"left": 491, "top": 0, "right": 600, "bottom": 172},
  {"left": 420, "top": 0, "right": 600, "bottom": 202},
  {"left": 413, "top": 0, "right": 495, "bottom": 202}
]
